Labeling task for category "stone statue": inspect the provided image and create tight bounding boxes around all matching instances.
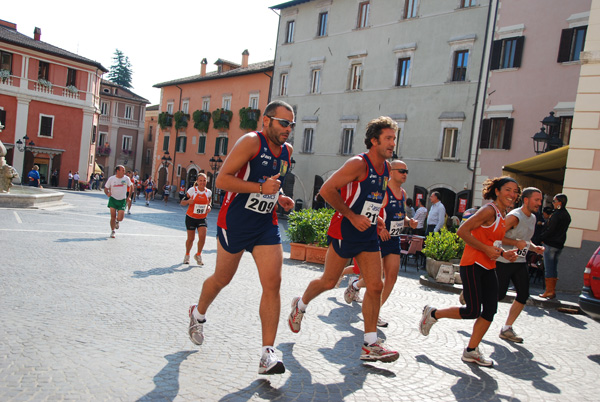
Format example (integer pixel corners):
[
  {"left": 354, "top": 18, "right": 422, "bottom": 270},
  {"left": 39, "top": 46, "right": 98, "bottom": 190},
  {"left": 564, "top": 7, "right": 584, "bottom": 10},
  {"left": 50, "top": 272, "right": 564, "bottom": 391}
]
[{"left": 0, "top": 138, "right": 20, "bottom": 193}]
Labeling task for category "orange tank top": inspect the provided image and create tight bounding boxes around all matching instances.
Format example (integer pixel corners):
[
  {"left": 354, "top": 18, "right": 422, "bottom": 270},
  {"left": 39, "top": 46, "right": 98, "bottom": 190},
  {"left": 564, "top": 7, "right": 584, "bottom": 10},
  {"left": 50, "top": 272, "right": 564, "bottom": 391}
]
[
  {"left": 460, "top": 202, "right": 506, "bottom": 270},
  {"left": 186, "top": 187, "right": 211, "bottom": 219}
]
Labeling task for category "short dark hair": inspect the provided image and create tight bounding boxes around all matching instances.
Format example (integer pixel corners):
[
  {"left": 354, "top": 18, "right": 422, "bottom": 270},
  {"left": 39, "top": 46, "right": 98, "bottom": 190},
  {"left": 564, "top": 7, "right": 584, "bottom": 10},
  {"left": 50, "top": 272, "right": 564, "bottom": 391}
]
[
  {"left": 406, "top": 198, "right": 413, "bottom": 208},
  {"left": 543, "top": 206, "right": 554, "bottom": 215},
  {"left": 364, "top": 116, "right": 398, "bottom": 149},
  {"left": 418, "top": 198, "right": 426, "bottom": 207},
  {"left": 430, "top": 191, "right": 440, "bottom": 201},
  {"left": 554, "top": 193, "right": 568, "bottom": 207},
  {"left": 264, "top": 100, "right": 293, "bottom": 117},
  {"left": 521, "top": 187, "right": 541, "bottom": 200}
]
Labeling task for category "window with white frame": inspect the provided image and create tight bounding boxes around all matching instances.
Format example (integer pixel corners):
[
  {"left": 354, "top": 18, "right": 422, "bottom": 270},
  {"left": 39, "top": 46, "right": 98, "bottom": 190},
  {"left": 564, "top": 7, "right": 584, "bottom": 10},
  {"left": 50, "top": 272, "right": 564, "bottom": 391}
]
[
  {"left": 442, "top": 128, "right": 458, "bottom": 159},
  {"left": 167, "top": 102, "right": 174, "bottom": 114},
  {"left": 39, "top": 115, "right": 54, "bottom": 138},
  {"left": 404, "top": 0, "right": 418, "bottom": 19},
  {"left": 202, "top": 97, "right": 210, "bottom": 112},
  {"left": 125, "top": 105, "right": 133, "bottom": 120},
  {"left": 341, "top": 128, "right": 354, "bottom": 155},
  {"left": 99, "top": 132, "right": 107, "bottom": 147},
  {"left": 249, "top": 94, "right": 259, "bottom": 109},
  {"left": 285, "top": 20, "right": 295, "bottom": 43},
  {"left": 114, "top": 102, "right": 119, "bottom": 117},
  {"left": 280, "top": 73, "right": 288, "bottom": 96},
  {"left": 357, "top": 1, "right": 370, "bottom": 28},
  {"left": 491, "top": 37, "right": 524, "bottom": 70},
  {"left": 452, "top": 50, "right": 469, "bottom": 81},
  {"left": 176, "top": 135, "right": 187, "bottom": 153},
  {"left": 461, "top": 0, "right": 476, "bottom": 8},
  {"left": 311, "top": 69, "right": 321, "bottom": 93},
  {"left": 222, "top": 96, "right": 231, "bottom": 111},
  {"left": 197, "top": 134, "right": 206, "bottom": 154},
  {"left": 302, "top": 128, "right": 314, "bottom": 153},
  {"left": 163, "top": 135, "right": 170, "bottom": 151},
  {"left": 215, "top": 135, "right": 228, "bottom": 156},
  {"left": 182, "top": 100, "right": 189, "bottom": 114},
  {"left": 122, "top": 135, "right": 132, "bottom": 151},
  {"left": 558, "top": 26, "right": 587, "bottom": 62},
  {"left": 396, "top": 57, "right": 411, "bottom": 86},
  {"left": 101, "top": 101, "right": 109, "bottom": 116},
  {"left": 479, "top": 118, "right": 514, "bottom": 149},
  {"left": 318, "top": 12, "right": 328, "bottom": 37},
  {"left": 350, "top": 64, "right": 362, "bottom": 90}
]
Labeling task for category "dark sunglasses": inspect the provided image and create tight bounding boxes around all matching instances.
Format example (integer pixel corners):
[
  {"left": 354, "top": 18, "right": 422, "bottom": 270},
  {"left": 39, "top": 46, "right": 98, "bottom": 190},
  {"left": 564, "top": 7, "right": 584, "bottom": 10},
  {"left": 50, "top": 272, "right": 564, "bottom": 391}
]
[
  {"left": 267, "top": 116, "right": 296, "bottom": 129},
  {"left": 392, "top": 169, "right": 409, "bottom": 174}
]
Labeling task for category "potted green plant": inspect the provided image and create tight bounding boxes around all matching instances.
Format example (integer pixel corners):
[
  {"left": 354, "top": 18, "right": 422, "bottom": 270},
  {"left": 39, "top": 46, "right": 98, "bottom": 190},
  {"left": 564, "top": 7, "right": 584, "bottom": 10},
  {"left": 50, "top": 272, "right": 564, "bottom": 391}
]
[
  {"left": 286, "top": 208, "right": 334, "bottom": 263},
  {"left": 421, "top": 228, "right": 465, "bottom": 279},
  {"left": 192, "top": 110, "right": 211, "bottom": 133},
  {"left": 173, "top": 111, "right": 190, "bottom": 130},
  {"left": 212, "top": 108, "right": 233, "bottom": 130},
  {"left": 158, "top": 112, "right": 173, "bottom": 129},
  {"left": 239, "top": 107, "right": 261, "bottom": 131}
]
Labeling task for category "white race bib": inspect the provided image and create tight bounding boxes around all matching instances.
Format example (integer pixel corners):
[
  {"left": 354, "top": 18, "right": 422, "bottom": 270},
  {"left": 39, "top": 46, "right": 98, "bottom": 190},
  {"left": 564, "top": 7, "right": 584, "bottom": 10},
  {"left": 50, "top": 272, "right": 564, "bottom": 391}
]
[
  {"left": 493, "top": 240, "right": 502, "bottom": 248},
  {"left": 245, "top": 192, "right": 277, "bottom": 214},
  {"left": 360, "top": 201, "right": 381, "bottom": 225},
  {"left": 194, "top": 204, "right": 207, "bottom": 215},
  {"left": 389, "top": 220, "right": 404, "bottom": 237},
  {"left": 516, "top": 241, "right": 530, "bottom": 258}
]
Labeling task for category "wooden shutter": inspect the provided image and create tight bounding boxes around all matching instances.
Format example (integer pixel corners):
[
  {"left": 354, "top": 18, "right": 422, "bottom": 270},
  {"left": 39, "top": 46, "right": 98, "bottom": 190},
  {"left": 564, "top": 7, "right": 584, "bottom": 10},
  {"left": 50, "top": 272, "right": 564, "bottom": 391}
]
[
  {"left": 513, "top": 37, "right": 525, "bottom": 68},
  {"left": 490, "top": 40, "right": 502, "bottom": 70},
  {"left": 502, "top": 118, "right": 514, "bottom": 149},
  {"left": 182, "top": 136, "right": 187, "bottom": 153},
  {"left": 479, "top": 119, "right": 491, "bottom": 149},
  {"left": 163, "top": 135, "right": 169, "bottom": 151},
  {"left": 557, "top": 29, "right": 574, "bottom": 62}
]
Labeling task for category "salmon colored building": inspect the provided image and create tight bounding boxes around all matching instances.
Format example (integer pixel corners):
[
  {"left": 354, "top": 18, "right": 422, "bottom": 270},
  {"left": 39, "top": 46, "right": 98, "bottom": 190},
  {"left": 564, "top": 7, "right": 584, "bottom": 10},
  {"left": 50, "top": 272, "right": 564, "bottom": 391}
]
[
  {"left": 153, "top": 50, "right": 273, "bottom": 200},
  {"left": 141, "top": 104, "right": 159, "bottom": 180},
  {"left": 0, "top": 19, "right": 107, "bottom": 187}
]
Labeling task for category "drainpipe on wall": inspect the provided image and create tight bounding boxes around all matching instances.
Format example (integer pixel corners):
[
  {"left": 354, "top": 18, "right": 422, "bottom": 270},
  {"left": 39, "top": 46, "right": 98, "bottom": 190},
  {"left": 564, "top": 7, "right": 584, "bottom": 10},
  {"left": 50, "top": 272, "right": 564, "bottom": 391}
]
[
  {"left": 267, "top": 7, "right": 282, "bottom": 103},
  {"left": 468, "top": 0, "right": 499, "bottom": 206},
  {"left": 170, "top": 85, "right": 183, "bottom": 188}
]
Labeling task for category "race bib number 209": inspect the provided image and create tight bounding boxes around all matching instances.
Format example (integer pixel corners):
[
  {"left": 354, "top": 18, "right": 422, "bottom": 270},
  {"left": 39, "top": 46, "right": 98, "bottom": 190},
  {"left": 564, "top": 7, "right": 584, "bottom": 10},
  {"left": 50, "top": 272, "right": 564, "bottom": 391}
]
[{"left": 245, "top": 192, "right": 277, "bottom": 214}]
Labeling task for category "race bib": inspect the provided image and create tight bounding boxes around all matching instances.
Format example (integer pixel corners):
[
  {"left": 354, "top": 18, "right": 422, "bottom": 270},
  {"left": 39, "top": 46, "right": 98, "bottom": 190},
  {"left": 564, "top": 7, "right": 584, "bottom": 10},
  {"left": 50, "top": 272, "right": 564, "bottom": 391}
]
[
  {"left": 493, "top": 240, "right": 502, "bottom": 249},
  {"left": 194, "top": 204, "right": 207, "bottom": 215},
  {"left": 245, "top": 192, "right": 277, "bottom": 214},
  {"left": 516, "top": 241, "right": 530, "bottom": 258},
  {"left": 389, "top": 220, "right": 404, "bottom": 237},
  {"left": 360, "top": 201, "right": 381, "bottom": 225}
]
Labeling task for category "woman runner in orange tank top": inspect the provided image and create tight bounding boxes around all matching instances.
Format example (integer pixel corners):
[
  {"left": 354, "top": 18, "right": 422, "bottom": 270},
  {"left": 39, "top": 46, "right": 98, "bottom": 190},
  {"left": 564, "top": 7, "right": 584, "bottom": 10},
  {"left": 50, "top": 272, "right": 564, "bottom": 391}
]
[{"left": 417, "top": 177, "right": 520, "bottom": 367}]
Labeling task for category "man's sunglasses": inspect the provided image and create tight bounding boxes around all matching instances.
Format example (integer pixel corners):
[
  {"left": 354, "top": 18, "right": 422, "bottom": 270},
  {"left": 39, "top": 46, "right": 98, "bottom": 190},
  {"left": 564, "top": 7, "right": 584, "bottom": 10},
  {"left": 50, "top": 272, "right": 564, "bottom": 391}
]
[
  {"left": 267, "top": 116, "right": 296, "bottom": 129},
  {"left": 391, "top": 169, "right": 409, "bottom": 174}
]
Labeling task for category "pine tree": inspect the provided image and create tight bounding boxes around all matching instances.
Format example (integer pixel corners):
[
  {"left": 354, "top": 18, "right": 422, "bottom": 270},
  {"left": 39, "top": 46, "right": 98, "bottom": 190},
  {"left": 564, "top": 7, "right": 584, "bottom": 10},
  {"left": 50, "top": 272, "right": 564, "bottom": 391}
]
[{"left": 106, "top": 49, "right": 133, "bottom": 89}]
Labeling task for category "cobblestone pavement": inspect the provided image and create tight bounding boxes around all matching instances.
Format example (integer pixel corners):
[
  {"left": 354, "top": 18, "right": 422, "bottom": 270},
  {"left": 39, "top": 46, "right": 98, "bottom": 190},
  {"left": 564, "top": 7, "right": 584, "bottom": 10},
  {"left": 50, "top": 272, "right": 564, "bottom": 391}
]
[{"left": 1, "top": 190, "right": 599, "bottom": 401}]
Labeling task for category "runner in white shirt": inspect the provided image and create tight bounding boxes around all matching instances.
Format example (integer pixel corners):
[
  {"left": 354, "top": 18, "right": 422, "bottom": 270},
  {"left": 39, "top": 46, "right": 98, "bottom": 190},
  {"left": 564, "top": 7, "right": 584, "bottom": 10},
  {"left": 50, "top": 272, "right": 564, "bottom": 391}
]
[{"left": 104, "top": 165, "right": 132, "bottom": 238}]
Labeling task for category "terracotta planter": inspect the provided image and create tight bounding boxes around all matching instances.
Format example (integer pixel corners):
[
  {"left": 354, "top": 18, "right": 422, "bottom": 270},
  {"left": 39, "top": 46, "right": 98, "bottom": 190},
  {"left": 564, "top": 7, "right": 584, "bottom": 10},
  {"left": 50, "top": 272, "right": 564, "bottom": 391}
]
[
  {"left": 305, "top": 245, "right": 327, "bottom": 264},
  {"left": 290, "top": 243, "right": 307, "bottom": 261}
]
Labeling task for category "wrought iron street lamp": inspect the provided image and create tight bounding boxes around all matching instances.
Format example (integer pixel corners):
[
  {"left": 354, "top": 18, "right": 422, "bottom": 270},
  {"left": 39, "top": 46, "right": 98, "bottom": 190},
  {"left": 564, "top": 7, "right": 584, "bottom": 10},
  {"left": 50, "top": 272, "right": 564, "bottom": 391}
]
[
  {"left": 532, "top": 111, "right": 563, "bottom": 154},
  {"left": 209, "top": 155, "right": 223, "bottom": 205},
  {"left": 161, "top": 151, "right": 172, "bottom": 169},
  {"left": 15, "top": 135, "right": 35, "bottom": 183}
]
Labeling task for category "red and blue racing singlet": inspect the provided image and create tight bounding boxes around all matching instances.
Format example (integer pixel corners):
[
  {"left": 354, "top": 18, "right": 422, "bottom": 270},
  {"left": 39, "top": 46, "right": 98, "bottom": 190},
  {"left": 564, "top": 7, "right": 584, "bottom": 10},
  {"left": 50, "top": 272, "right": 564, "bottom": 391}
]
[
  {"left": 327, "top": 153, "right": 389, "bottom": 242},
  {"left": 217, "top": 132, "right": 291, "bottom": 234},
  {"left": 381, "top": 186, "right": 406, "bottom": 237}
]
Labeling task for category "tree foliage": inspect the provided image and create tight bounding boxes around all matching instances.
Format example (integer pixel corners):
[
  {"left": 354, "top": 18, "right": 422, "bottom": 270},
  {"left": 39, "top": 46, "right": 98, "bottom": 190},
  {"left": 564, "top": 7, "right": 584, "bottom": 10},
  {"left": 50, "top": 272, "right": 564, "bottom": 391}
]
[{"left": 106, "top": 49, "right": 133, "bottom": 88}]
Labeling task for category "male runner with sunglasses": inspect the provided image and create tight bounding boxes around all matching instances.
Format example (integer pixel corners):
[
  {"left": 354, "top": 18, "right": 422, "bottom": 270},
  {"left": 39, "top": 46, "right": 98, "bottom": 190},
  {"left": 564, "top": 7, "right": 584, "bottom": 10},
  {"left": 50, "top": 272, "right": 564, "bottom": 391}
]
[
  {"left": 187, "top": 100, "right": 295, "bottom": 375},
  {"left": 288, "top": 116, "right": 400, "bottom": 363}
]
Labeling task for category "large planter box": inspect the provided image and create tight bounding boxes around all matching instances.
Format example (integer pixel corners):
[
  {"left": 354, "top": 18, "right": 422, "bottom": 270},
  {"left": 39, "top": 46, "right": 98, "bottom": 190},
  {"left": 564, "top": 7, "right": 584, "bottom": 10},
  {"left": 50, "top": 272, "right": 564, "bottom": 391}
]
[
  {"left": 305, "top": 245, "right": 327, "bottom": 264},
  {"left": 290, "top": 243, "right": 307, "bottom": 261}
]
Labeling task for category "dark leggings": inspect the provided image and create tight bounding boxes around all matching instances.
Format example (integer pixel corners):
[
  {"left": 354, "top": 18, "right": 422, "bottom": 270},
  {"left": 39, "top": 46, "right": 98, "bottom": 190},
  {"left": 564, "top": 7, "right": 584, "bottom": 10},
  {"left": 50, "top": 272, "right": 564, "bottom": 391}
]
[
  {"left": 496, "top": 261, "right": 530, "bottom": 304},
  {"left": 459, "top": 264, "right": 498, "bottom": 322}
]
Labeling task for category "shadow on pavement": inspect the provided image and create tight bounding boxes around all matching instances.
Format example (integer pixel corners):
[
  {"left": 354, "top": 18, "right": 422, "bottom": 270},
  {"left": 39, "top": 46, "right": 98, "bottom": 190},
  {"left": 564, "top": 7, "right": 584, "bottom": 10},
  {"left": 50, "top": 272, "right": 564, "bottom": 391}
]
[
  {"left": 137, "top": 350, "right": 197, "bottom": 402},
  {"left": 132, "top": 264, "right": 194, "bottom": 278},
  {"left": 55, "top": 237, "right": 109, "bottom": 243}
]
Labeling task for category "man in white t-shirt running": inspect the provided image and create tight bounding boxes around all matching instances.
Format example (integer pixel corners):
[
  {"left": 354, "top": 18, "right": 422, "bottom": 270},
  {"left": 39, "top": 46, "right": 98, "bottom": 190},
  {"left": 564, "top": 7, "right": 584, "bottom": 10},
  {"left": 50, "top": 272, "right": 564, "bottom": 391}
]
[{"left": 104, "top": 165, "right": 132, "bottom": 238}]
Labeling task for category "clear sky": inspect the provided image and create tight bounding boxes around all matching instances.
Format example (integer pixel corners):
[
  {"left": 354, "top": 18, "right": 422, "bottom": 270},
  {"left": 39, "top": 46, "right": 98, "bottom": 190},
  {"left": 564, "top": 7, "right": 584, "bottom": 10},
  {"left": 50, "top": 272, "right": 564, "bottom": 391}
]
[{"left": 3, "top": 0, "right": 282, "bottom": 106}]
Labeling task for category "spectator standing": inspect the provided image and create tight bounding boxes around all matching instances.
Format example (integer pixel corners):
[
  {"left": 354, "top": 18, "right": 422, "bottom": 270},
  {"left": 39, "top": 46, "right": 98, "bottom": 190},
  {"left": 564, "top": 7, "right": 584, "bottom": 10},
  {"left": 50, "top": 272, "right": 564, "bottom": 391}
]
[
  {"left": 68, "top": 171, "right": 73, "bottom": 189},
  {"left": 28, "top": 165, "right": 41, "bottom": 187},
  {"left": 426, "top": 191, "right": 446, "bottom": 236},
  {"left": 51, "top": 169, "right": 58, "bottom": 187},
  {"left": 413, "top": 198, "right": 428, "bottom": 236},
  {"left": 539, "top": 193, "right": 571, "bottom": 299},
  {"left": 73, "top": 171, "right": 80, "bottom": 190}
]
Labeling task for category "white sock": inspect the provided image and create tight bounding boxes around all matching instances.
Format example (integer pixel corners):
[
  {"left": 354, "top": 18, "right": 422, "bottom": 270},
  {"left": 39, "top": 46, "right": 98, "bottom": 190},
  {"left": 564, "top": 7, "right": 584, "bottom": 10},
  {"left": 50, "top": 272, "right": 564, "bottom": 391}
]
[
  {"left": 297, "top": 298, "right": 307, "bottom": 312},
  {"left": 262, "top": 346, "right": 274, "bottom": 354},
  {"left": 364, "top": 332, "right": 378, "bottom": 345},
  {"left": 352, "top": 280, "right": 360, "bottom": 291},
  {"left": 192, "top": 307, "right": 205, "bottom": 322},
  {"left": 502, "top": 325, "right": 511, "bottom": 332}
]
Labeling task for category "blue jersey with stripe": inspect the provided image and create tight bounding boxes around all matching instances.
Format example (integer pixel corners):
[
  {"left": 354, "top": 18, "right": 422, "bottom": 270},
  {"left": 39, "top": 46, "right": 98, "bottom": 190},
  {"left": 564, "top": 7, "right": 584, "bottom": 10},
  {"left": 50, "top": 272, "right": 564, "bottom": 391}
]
[
  {"left": 381, "top": 186, "right": 406, "bottom": 237},
  {"left": 217, "top": 132, "right": 291, "bottom": 235}
]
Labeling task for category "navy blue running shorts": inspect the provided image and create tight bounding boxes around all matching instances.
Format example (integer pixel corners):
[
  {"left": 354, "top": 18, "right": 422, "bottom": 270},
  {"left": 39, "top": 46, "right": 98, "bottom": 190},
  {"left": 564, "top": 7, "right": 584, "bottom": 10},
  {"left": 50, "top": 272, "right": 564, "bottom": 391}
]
[
  {"left": 328, "top": 235, "right": 380, "bottom": 259},
  {"left": 217, "top": 225, "right": 281, "bottom": 254}
]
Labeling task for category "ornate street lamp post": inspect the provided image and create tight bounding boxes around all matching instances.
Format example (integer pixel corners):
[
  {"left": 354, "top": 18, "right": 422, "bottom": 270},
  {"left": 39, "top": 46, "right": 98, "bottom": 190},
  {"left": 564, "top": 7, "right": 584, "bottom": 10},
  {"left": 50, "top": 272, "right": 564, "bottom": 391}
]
[
  {"left": 532, "top": 111, "right": 563, "bottom": 154},
  {"left": 209, "top": 155, "right": 223, "bottom": 206},
  {"left": 15, "top": 135, "right": 35, "bottom": 184}
]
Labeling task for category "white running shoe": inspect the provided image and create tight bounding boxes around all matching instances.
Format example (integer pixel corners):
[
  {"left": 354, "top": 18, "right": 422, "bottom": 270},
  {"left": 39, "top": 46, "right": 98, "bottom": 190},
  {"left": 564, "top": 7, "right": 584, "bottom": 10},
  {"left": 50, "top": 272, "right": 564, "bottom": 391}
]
[
  {"left": 288, "top": 297, "right": 305, "bottom": 333},
  {"left": 344, "top": 280, "right": 359, "bottom": 304},
  {"left": 377, "top": 317, "right": 389, "bottom": 328},
  {"left": 194, "top": 254, "right": 204, "bottom": 265},
  {"left": 462, "top": 347, "right": 494, "bottom": 367},
  {"left": 110, "top": 230, "right": 116, "bottom": 238},
  {"left": 418, "top": 305, "right": 438, "bottom": 336},
  {"left": 360, "top": 339, "right": 399, "bottom": 362},
  {"left": 187, "top": 305, "right": 204, "bottom": 345},
  {"left": 258, "top": 348, "right": 285, "bottom": 375},
  {"left": 183, "top": 255, "right": 190, "bottom": 264}
]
